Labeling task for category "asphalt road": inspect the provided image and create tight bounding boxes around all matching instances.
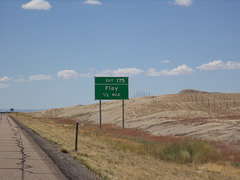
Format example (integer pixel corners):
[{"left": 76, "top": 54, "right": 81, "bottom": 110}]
[{"left": 0, "top": 114, "right": 67, "bottom": 180}]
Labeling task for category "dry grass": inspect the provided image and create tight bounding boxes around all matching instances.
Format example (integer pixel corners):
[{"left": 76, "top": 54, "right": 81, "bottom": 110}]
[{"left": 10, "top": 113, "right": 240, "bottom": 180}]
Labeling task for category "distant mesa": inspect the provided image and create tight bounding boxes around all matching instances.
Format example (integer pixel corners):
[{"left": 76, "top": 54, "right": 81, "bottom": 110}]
[{"left": 178, "top": 89, "right": 208, "bottom": 94}]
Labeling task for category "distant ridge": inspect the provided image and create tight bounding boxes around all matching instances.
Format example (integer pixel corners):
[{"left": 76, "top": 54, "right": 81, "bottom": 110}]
[{"left": 178, "top": 89, "right": 208, "bottom": 94}]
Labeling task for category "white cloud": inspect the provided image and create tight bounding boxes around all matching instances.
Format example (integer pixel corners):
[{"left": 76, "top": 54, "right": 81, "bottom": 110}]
[
  {"left": 147, "top": 65, "right": 194, "bottom": 77},
  {"left": 160, "top": 60, "right": 170, "bottom": 64},
  {"left": 14, "top": 78, "right": 27, "bottom": 83},
  {"left": 0, "top": 83, "right": 10, "bottom": 89},
  {"left": 29, "top": 74, "right": 52, "bottom": 81},
  {"left": 57, "top": 70, "right": 80, "bottom": 80},
  {"left": 21, "top": 0, "right": 52, "bottom": 10},
  {"left": 79, "top": 72, "right": 92, "bottom": 78},
  {"left": 0, "top": 76, "right": 11, "bottom": 82},
  {"left": 97, "top": 68, "right": 143, "bottom": 77},
  {"left": 172, "top": 0, "right": 192, "bottom": 6},
  {"left": 57, "top": 68, "right": 142, "bottom": 79},
  {"left": 83, "top": 0, "right": 102, "bottom": 5},
  {"left": 197, "top": 60, "right": 240, "bottom": 71}
]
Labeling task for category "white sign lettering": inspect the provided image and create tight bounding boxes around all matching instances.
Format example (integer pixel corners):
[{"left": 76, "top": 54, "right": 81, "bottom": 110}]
[{"left": 105, "top": 86, "right": 119, "bottom": 92}]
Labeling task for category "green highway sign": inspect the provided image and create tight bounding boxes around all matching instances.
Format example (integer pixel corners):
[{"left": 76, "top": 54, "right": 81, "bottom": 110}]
[{"left": 95, "top": 77, "right": 129, "bottom": 100}]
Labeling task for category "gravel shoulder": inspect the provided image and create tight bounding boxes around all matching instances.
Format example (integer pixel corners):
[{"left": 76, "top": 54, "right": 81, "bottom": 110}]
[{"left": 10, "top": 115, "right": 101, "bottom": 180}]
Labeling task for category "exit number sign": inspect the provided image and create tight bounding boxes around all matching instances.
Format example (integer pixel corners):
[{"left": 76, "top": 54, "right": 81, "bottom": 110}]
[{"left": 95, "top": 77, "right": 129, "bottom": 100}]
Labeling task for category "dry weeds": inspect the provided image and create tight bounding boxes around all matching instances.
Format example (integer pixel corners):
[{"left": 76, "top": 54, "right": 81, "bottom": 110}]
[{"left": 10, "top": 113, "right": 240, "bottom": 180}]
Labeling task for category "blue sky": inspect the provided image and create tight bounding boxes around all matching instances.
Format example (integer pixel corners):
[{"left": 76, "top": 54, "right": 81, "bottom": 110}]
[{"left": 0, "top": 0, "right": 240, "bottom": 109}]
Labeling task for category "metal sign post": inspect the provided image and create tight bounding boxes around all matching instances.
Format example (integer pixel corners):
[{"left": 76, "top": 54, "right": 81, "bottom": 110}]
[
  {"left": 122, "top": 100, "right": 124, "bottom": 129},
  {"left": 99, "top": 100, "right": 102, "bottom": 130}
]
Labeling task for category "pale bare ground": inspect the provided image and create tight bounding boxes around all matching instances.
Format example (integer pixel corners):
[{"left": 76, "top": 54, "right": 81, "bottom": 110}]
[{"left": 31, "top": 93, "right": 240, "bottom": 144}]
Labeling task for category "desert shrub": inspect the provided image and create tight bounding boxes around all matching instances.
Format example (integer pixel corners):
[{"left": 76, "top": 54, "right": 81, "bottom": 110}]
[
  {"left": 106, "top": 135, "right": 219, "bottom": 164},
  {"left": 60, "top": 147, "right": 69, "bottom": 154},
  {"left": 162, "top": 139, "right": 219, "bottom": 164},
  {"left": 232, "top": 162, "right": 240, "bottom": 168}
]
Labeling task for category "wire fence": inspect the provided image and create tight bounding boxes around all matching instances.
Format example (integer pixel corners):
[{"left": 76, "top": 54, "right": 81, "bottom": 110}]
[{"left": 184, "top": 94, "right": 239, "bottom": 109}]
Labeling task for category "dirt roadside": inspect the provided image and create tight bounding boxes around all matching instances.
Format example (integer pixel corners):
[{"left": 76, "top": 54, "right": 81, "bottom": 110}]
[{"left": 10, "top": 114, "right": 101, "bottom": 180}]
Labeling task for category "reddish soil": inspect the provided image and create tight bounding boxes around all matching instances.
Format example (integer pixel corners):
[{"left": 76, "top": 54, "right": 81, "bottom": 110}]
[
  {"left": 51, "top": 117, "right": 182, "bottom": 143},
  {"left": 50, "top": 117, "right": 240, "bottom": 163},
  {"left": 210, "top": 141, "right": 240, "bottom": 162}
]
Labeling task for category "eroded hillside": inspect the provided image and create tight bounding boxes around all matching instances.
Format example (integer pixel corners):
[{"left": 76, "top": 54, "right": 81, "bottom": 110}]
[{"left": 31, "top": 92, "right": 240, "bottom": 143}]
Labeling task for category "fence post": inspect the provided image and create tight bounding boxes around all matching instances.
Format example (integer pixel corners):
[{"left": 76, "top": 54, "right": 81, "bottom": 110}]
[{"left": 75, "top": 120, "right": 79, "bottom": 152}]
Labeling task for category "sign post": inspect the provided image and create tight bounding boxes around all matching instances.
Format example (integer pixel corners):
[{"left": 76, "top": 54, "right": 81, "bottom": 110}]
[
  {"left": 95, "top": 77, "right": 129, "bottom": 129},
  {"left": 99, "top": 100, "right": 102, "bottom": 130},
  {"left": 122, "top": 100, "right": 124, "bottom": 129}
]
